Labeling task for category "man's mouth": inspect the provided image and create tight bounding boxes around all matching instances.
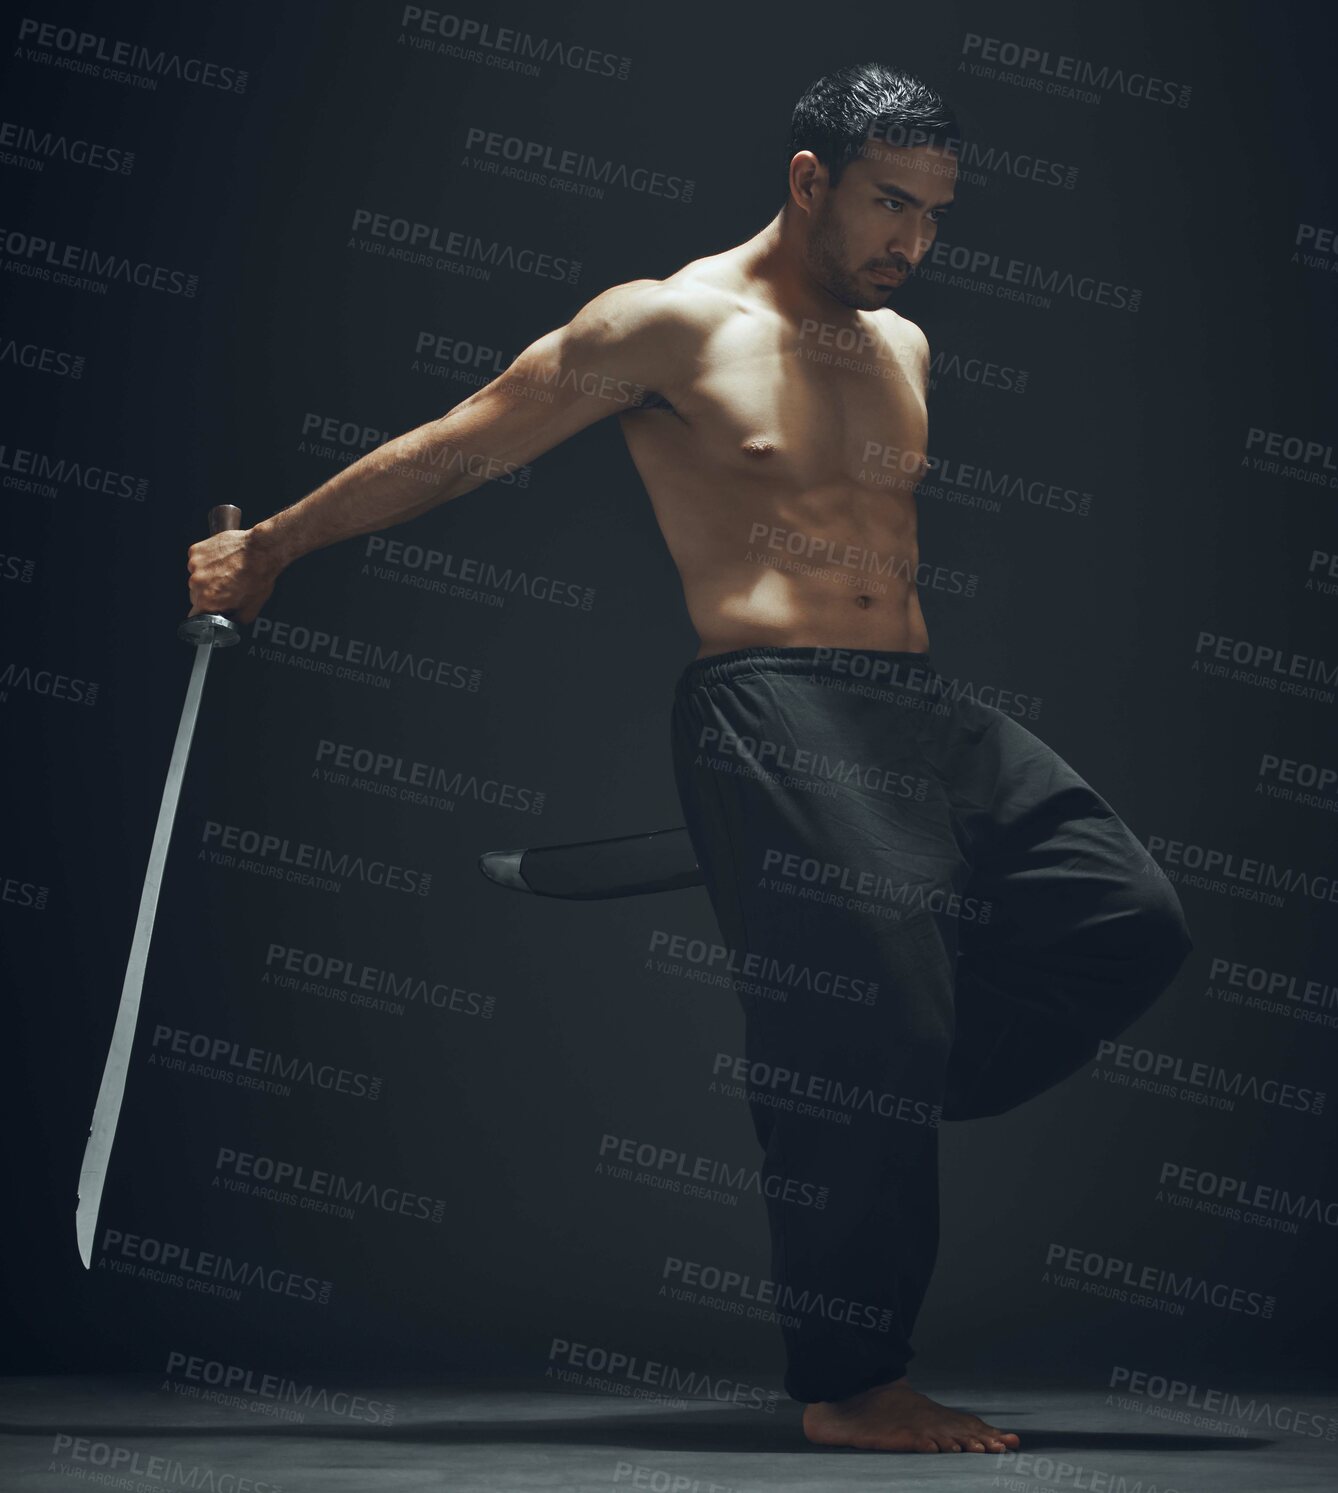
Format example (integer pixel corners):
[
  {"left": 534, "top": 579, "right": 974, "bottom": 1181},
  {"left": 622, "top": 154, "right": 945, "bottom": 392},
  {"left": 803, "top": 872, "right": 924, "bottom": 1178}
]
[{"left": 867, "top": 265, "right": 907, "bottom": 286}]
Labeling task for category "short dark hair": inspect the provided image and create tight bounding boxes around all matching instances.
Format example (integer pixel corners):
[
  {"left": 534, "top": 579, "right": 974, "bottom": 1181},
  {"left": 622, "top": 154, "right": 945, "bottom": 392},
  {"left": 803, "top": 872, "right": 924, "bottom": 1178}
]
[{"left": 788, "top": 62, "right": 961, "bottom": 188}]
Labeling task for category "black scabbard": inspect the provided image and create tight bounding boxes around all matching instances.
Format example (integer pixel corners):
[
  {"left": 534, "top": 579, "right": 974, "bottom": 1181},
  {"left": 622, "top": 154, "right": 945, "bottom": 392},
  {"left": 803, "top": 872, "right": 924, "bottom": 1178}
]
[{"left": 479, "top": 826, "right": 703, "bottom": 899}]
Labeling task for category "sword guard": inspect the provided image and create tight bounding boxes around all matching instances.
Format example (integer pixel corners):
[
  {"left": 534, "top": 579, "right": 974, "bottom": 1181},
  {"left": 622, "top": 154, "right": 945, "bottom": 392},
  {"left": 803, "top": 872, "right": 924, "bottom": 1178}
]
[
  {"left": 179, "top": 504, "right": 244, "bottom": 647},
  {"left": 177, "top": 613, "right": 241, "bottom": 647}
]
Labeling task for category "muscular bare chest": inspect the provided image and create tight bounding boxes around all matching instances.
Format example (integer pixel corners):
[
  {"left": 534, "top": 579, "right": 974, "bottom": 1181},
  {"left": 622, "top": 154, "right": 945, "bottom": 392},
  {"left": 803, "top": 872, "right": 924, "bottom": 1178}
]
[{"left": 623, "top": 311, "right": 928, "bottom": 494}]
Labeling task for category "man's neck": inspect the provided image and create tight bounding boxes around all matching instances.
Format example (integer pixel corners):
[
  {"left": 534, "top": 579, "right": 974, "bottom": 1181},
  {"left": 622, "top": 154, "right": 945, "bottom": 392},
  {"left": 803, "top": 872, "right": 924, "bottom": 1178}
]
[{"left": 736, "top": 208, "right": 867, "bottom": 327}]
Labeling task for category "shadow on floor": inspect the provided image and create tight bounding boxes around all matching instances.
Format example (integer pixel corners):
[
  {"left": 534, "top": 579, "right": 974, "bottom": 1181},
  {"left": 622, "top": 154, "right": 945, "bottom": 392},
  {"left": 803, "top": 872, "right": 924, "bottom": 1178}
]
[{"left": 0, "top": 1412, "right": 1274, "bottom": 1457}]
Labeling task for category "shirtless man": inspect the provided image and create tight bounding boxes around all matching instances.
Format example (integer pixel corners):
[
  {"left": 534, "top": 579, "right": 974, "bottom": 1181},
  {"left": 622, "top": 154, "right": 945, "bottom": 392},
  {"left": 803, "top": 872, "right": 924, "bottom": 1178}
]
[{"left": 187, "top": 63, "right": 1192, "bottom": 1453}]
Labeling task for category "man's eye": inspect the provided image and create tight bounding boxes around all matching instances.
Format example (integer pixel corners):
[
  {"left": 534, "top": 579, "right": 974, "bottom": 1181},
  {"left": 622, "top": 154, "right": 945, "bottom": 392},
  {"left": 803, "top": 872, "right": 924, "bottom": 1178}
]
[{"left": 879, "top": 198, "right": 904, "bottom": 212}]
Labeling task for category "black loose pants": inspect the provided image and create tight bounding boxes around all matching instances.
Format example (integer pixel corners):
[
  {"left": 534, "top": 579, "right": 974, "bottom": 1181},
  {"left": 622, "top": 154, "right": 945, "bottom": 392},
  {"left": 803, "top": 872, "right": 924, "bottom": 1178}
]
[{"left": 670, "top": 647, "right": 1192, "bottom": 1404}]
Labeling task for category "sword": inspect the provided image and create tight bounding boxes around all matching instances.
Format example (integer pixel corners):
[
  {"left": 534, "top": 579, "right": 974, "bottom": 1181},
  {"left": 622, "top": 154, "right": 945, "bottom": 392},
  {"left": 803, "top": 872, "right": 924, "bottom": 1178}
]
[{"left": 75, "top": 503, "right": 244, "bottom": 1268}]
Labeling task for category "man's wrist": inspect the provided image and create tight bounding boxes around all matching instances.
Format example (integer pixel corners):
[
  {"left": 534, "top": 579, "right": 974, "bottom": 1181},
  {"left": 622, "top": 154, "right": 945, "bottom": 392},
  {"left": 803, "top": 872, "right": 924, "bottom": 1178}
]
[{"left": 249, "top": 514, "right": 298, "bottom": 572}]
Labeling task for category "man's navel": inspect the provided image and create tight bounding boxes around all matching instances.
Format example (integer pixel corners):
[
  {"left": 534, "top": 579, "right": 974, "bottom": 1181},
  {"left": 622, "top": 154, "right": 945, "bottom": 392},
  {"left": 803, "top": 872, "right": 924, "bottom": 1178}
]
[{"left": 741, "top": 437, "right": 777, "bottom": 457}]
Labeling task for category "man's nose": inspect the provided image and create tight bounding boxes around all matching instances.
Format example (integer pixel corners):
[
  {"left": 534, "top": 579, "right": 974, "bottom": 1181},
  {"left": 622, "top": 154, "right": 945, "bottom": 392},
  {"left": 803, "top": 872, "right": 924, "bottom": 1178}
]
[{"left": 890, "top": 217, "right": 935, "bottom": 266}]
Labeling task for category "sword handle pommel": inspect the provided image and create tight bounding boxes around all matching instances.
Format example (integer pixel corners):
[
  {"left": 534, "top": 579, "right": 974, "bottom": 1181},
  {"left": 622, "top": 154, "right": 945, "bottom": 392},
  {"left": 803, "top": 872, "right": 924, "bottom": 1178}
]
[{"left": 208, "top": 504, "right": 243, "bottom": 535}]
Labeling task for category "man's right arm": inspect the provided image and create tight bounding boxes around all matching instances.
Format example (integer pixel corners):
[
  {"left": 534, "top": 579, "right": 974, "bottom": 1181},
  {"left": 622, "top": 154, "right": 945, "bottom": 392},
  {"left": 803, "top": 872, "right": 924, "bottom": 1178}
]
[{"left": 187, "top": 277, "right": 689, "bottom": 622}]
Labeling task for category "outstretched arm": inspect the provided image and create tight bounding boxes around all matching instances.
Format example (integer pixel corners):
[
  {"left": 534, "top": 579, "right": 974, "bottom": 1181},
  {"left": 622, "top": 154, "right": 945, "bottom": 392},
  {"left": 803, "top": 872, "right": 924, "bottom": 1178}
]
[{"left": 187, "top": 278, "right": 685, "bottom": 621}]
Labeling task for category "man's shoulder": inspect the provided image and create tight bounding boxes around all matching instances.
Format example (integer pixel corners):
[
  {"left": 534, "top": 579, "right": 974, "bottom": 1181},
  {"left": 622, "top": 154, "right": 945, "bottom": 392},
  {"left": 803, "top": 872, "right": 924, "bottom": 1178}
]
[
  {"left": 568, "top": 261, "right": 744, "bottom": 345},
  {"left": 869, "top": 307, "right": 930, "bottom": 389},
  {"left": 872, "top": 305, "right": 930, "bottom": 356}
]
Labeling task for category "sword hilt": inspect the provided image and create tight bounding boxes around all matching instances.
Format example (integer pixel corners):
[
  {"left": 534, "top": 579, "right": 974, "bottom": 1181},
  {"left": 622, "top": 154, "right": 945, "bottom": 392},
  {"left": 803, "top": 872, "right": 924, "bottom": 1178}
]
[{"left": 178, "top": 504, "right": 244, "bottom": 648}]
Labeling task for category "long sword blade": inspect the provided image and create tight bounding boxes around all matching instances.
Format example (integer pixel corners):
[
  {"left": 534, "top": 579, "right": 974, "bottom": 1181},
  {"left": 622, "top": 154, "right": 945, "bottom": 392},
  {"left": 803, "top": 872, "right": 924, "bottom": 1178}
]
[{"left": 75, "top": 641, "right": 214, "bottom": 1267}]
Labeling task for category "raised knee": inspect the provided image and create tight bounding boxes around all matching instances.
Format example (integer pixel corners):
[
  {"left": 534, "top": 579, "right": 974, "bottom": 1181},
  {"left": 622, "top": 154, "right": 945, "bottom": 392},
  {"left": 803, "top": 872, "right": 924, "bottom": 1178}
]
[{"left": 1131, "top": 879, "right": 1193, "bottom": 986}]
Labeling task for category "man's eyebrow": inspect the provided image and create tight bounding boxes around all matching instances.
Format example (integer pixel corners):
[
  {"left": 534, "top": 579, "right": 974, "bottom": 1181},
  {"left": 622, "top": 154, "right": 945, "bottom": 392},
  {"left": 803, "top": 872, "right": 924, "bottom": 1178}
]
[{"left": 873, "top": 181, "right": 956, "bottom": 211}]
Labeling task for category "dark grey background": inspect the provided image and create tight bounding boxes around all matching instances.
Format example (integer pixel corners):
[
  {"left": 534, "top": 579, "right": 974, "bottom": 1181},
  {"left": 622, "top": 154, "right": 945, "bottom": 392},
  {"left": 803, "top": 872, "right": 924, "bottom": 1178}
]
[{"left": 2, "top": 0, "right": 1334, "bottom": 1397}]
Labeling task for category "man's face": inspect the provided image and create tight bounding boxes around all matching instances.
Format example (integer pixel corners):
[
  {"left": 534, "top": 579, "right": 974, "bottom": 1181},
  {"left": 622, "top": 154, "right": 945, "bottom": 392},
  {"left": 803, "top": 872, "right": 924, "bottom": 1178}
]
[{"left": 799, "top": 141, "right": 957, "bottom": 310}]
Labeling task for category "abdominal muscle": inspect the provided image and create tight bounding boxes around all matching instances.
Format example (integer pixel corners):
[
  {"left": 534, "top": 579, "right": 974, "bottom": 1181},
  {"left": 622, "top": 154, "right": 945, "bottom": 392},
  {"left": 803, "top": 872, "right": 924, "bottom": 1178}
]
[
  {"left": 689, "top": 573, "right": 930, "bottom": 659},
  {"left": 637, "top": 464, "right": 931, "bottom": 660}
]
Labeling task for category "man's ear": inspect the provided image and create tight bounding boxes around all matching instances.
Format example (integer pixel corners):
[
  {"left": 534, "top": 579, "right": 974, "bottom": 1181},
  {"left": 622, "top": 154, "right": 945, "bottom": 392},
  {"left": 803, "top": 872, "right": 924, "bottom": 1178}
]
[{"left": 787, "top": 150, "right": 826, "bottom": 216}]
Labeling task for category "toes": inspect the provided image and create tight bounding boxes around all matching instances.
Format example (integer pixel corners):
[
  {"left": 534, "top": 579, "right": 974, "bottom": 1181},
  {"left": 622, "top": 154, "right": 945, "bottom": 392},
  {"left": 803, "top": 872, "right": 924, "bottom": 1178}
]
[{"left": 963, "top": 1437, "right": 987, "bottom": 1452}]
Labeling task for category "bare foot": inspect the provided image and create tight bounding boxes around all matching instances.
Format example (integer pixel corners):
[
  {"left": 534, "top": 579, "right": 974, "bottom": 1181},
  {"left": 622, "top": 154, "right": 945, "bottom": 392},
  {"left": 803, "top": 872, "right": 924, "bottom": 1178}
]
[{"left": 802, "top": 1376, "right": 1022, "bottom": 1453}]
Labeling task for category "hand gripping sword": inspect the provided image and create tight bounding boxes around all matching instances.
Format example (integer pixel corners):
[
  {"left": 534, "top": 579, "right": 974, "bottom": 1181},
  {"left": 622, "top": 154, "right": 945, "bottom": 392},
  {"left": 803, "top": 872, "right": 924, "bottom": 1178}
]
[{"left": 75, "top": 503, "right": 244, "bottom": 1267}]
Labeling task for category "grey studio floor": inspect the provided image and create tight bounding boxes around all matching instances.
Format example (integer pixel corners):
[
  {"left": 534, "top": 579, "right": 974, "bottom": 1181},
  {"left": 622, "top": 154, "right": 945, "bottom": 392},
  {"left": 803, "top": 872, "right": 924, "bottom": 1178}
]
[{"left": 3, "top": 1376, "right": 1337, "bottom": 1493}]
